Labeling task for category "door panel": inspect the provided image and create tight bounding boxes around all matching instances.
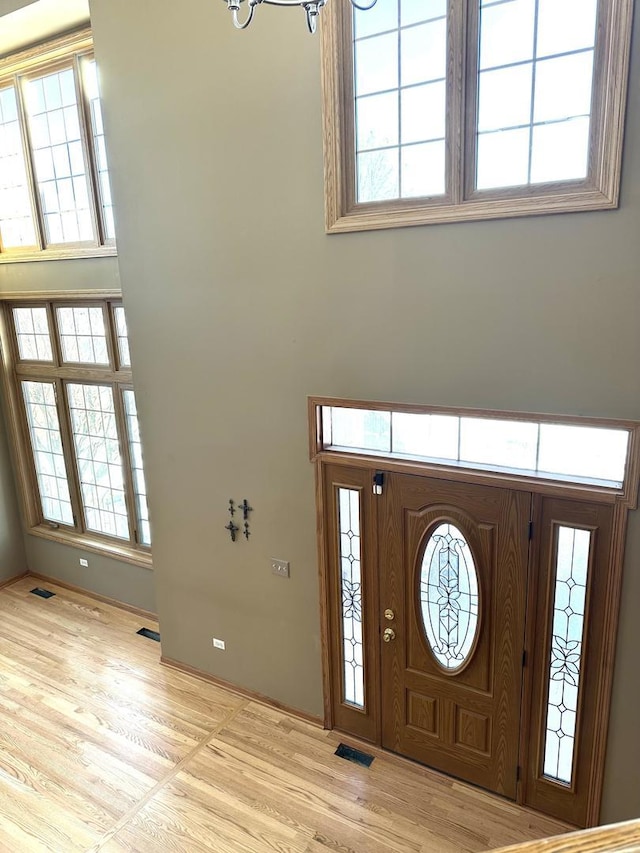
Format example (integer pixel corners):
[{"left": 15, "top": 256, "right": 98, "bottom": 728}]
[{"left": 380, "top": 474, "right": 531, "bottom": 798}]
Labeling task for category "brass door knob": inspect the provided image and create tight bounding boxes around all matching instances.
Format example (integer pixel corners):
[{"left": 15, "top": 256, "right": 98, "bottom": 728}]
[
  {"left": 383, "top": 627, "right": 396, "bottom": 643},
  {"left": 384, "top": 609, "right": 395, "bottom": 621}
]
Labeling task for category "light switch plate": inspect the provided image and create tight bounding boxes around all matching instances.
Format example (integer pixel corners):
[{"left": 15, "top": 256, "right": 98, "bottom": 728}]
[{"left": 271, "top": 558, "right": 290, "bottom": 578}]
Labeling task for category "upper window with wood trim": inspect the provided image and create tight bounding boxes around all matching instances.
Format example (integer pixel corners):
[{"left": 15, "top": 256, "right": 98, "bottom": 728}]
[
  {"left": 0, "top": 29, "right": 115, "bottom": 261},
  {"left": 1, "top": 299, "right": 151, "bottom": 568},
  {"left": 321, "top": 0, "right": 633, "bottom": 232}
]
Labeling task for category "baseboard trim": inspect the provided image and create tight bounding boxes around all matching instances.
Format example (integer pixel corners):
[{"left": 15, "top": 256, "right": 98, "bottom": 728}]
[
  {"left": 27, "top": 571, "right": 157, "bottom": 622},
  {"left": 0, "top": 571, "right": 28, "bottom": 590},
  {"left": 161, "top": 655, "right": 324, "bottom": 729}
]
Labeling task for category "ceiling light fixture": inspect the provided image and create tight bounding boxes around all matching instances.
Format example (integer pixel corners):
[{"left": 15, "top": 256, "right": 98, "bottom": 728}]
[{"left": 222, "top": 0, "right": 377, "bottom": 34}]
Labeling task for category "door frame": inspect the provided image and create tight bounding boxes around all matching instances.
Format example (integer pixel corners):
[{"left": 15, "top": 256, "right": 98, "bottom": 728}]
[{"left": 310, "top": 397, "right": 640, "bottom": 828}]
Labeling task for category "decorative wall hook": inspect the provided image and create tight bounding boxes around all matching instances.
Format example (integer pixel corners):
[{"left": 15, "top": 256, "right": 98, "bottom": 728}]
[
  {"left": 228, "top": 499, "right": 236, "bottom": 516},
  {"left": 243, "top": 521, "right": 250, "bottom": 540},
  {"left": 225, "top": 520, "right": 239, "bottom": 542},
  {"left": 239, "top": 499, "right": 253, "bottom": 520}
]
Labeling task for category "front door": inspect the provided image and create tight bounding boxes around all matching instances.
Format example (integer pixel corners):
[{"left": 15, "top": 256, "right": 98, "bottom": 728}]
[{"left": 379, "top": 474, "right": 531, "bottom": 798}]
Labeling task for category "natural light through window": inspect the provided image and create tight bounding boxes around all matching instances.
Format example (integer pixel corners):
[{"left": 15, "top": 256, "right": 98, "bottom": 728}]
[
  {"left": 323, "top": 0, "right": 631, "bottom": 230},
  {"left": 0, "top": 31, "right": 116, "bottom": 258},
  {"left": 7, "top": 300, "right": 151, "bottom": 559},
  {"left": 0, "top": 86, "right": 37, "bottom": 249},
  {"left": 354, "top": 0, "right": 447, "bottom": 202},
  {"left": 477, "top": 0, "right": 597, "bottom": 189},
  {"left": 26, "top": 68, "right": 94, "bottom": 245},
  {"left": 320, "top": 405, "right": 629, "bottom": 488}
]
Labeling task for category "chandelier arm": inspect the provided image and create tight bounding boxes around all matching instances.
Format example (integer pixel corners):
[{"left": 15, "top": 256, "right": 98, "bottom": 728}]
[
  {"left": 305, "top": 7, "right": 317, "bottom": 33},
  {"left": 232, "top": 0, "right": 258, "bottom": 28},
  {"left": 223, "top": 0, "right": 377, "bottom": 32},
  {"left": 261, "top": 0, "right": 317, "bottom": 5}
]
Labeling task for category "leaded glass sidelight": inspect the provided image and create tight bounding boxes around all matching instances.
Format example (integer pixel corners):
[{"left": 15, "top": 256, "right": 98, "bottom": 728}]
[
  {"left": 337, "top": 488, "right": 365, "bottom": 708},
  {"left": 543, "top": 526, "right": 591, "bottom": 785},
  {"left": 420, "top": 523, "right": 479, "bottom": 670}
]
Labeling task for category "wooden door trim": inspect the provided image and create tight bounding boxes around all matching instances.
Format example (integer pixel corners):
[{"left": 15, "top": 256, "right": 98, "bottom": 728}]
[{"left": 315, "top": 450, "right": 635, "bottom": 828}]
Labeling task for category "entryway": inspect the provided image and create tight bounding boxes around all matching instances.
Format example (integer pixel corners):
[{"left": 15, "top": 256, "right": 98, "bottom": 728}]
[{"left": 312, "top": 397, "right": 639, "bottom": 827}]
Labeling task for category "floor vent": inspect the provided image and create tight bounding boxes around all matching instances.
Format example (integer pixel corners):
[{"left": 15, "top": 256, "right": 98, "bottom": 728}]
[
  {"left": 30, "top": 587, "right": 55, "bottom": 599},
  {"left": 137, "top": 627, "right": 160, "bottom": 642},
  {"left": 334, "top": 743, "right": 374, "bottom": 768}
]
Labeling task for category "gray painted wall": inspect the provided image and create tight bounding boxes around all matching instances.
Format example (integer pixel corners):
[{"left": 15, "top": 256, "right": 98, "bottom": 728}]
[
  {"left": 0, "top": 0, "right": 636, "bottom": 824},
  {"left": 87, "top": 0, "right": 640, "bottom": 822},
  {"left": 0, "top": 405, "right": 26, "bottom": 582}
]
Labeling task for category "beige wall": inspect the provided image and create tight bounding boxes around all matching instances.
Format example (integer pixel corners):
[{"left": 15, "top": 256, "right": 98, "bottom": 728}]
[
  {"left": 83, "top": 0, "right": 640, "bottom": 823},
  {"left": 0, "top": 405, "right": 25, "bottom": 582},
  {"left": 0, "top": 255, "right": 156, "bottom": 612}
]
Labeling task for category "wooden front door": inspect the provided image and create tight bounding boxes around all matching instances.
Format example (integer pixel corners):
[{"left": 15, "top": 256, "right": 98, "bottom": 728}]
[{"left": 379, "top": 474, "right": 531, "bottom": 798}]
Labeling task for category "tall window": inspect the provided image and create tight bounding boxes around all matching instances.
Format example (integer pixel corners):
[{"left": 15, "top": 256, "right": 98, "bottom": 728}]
[
  {"left": 0, "top": 29, "right": 115, "bottom": 259},
  {"left": 321, "top": 0, "right": 633, "bottom": 232},
  {"left": 3, "top": 300, "right": 151, "bottom": 563}
]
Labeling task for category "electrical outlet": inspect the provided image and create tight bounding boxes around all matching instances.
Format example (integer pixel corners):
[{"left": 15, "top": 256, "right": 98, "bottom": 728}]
[
  {"left": 212, "top": 637, "right": 226, "bottom": 650},
  {"left": 79, "top": 558, "right": 89, "bottom": 567},
  {"left": 271, "top": 558, "right": 290, "bottom": 578}
]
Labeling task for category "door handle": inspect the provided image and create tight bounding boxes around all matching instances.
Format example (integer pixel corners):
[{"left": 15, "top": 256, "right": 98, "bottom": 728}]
[{"left": 383, "top": 627, "right": 396, "bottom": 643}]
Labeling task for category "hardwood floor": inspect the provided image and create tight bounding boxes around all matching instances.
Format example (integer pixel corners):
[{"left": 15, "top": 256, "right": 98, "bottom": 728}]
[{"left": 0, "top": 576, "right": 567, "bottom": 852}]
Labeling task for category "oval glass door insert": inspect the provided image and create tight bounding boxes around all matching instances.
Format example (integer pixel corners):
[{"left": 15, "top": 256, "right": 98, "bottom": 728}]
[{"left": 420, "top": 523, "right": 480, "bottom": 671}]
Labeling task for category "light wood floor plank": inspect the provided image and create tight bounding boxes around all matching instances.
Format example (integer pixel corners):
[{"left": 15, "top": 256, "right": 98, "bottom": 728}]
[{"left": 0, "top": 577, "right": 569, "bottom": 852}]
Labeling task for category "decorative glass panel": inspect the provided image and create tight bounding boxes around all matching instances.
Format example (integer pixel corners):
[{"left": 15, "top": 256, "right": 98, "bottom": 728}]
[
  {"left": 56, "top": 306, "right": 109, "bottom": 364},
  {"left": 353, "top": 0, "right": 448, "bottom": 203},
  {"left": 83, "top": 60, "right": 115, "bottom": 240},
  {"left": 113, "top": 306, "right": 131, "bottom": 367},
  {"left": 0, "top": 86, "right": 37, "bottom": 248},
  {"left": 67, "top": 383, "right": 129, "bottom": 540},
  {"left": 420, "top": 523, "right": 479, "bottom": 670},
  {"left": 13, "top": 307, "right": 52, "bottom": 361},
  {"left": 123, "top": 390, "right": 151, "bottom": 545},
  {"left": 543, "top": 526, "right": 591, "bottom": 784},
  {"left": 476, "top": 0, "right": 597, "bottom": 190},
  {"left": 22, "top": 381, "right": 73, "bottom": 525},
  {"left": 25, "top": 67, "right": 95, "bottom": 245},
  {"left": 338, "top": 488, "right": 364, "bottom": 708}
]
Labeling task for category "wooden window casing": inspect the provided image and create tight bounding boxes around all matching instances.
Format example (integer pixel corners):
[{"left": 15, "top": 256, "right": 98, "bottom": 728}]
[
  {"left": 0, "top": 29, "right": 116, "bottom": 261},
  {"left": 321, "top": 0, "right": 634, "bottom": 233},
  {"left": 0, "top": 296, "right": 151, "bottom": 569}
]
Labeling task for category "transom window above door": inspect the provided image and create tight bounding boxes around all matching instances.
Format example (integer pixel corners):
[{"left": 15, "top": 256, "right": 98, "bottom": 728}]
[{"left": 321, "top": 0, "right": 633, "bottom": 232}]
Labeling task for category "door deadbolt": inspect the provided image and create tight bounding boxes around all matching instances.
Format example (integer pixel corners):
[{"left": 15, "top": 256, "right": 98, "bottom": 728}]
[
  {"left": 383, "top": 627, "right": 396, "bottom": 643},
  {"left": 384, "top": 609, "right": 395, "bottom": 621}
]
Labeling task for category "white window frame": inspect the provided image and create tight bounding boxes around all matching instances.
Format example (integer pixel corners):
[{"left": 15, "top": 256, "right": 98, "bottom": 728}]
[
  {"left": 0, "top": 28, "right": 116, "bottom": 261},
  {"left": 320, "top": 0, "right": 633, "bottom": 233}
]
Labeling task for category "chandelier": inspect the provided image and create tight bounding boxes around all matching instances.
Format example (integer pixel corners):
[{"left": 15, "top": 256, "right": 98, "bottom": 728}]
[{"left": 222, "top": 0, "right": 378, "bottom": 34}]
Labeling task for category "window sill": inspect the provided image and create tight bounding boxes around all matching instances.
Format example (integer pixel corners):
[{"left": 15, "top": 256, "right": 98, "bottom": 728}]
[
  {"left": 28, "top": 524, "right": 153, "bottom": 570},
  {"left": 0, "top": 245, "right": 117, "bottom": 264},
  {"left": 326, "top": 189, "right": 618, "bottom": 234}
]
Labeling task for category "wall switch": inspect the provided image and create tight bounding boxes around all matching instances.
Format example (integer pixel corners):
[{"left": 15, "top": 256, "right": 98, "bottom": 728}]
[
  {"left": 212, "top": 638, "right": 226, "bottom": 650},
  {"left": 271, "top": 558, "right": 290, "bottom": 578},
  {"left": 79, "top": 558, "right": 89, "bottom": 567}
]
